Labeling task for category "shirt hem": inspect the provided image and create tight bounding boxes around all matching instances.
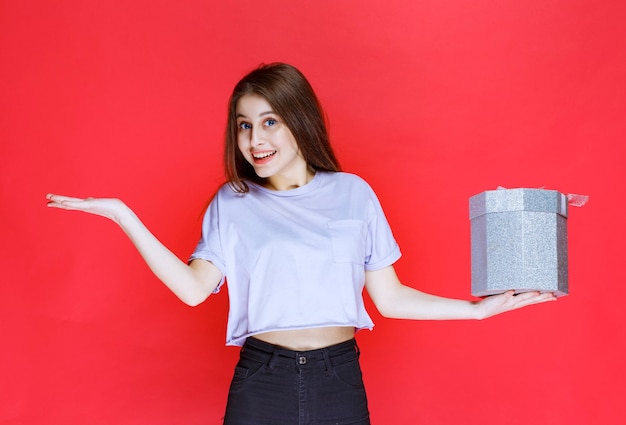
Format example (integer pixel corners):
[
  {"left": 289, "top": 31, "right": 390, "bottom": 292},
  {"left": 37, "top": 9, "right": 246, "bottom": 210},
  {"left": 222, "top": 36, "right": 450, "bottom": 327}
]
[{"left": 225, "top": 323, "right": 374, "bottom": 347}]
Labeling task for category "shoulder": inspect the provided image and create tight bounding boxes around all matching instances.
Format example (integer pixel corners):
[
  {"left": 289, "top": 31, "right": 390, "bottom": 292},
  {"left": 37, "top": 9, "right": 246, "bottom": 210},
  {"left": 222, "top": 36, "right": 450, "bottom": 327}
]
[
  {"left": 323, "top": 172, "right": 379, "bottom": 199},
  {"left": 204, "top": 183, "right": 252, "bottom": 213},
  {"left": 324, "top": 171, "right": 372, "bottom": 190},
  {"left": 214, "top": 182, "right": 254, "bottom": 200}
]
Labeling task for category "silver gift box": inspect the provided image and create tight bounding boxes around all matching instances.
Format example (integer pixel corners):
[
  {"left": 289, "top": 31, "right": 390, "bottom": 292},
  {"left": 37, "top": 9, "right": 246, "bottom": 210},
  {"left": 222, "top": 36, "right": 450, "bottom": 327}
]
[{"left": 469, "top": 188, "right": 568, "bottom": 297}]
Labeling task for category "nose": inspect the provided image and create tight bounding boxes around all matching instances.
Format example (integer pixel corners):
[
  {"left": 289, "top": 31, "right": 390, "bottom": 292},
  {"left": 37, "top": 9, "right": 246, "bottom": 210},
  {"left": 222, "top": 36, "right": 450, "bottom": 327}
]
[{"left": 250, "top": 127, "right": 264, "bottom": 147}]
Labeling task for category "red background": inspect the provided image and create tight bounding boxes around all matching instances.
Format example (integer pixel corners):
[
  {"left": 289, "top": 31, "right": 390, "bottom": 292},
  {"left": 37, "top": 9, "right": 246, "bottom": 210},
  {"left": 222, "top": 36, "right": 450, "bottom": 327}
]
[{"left": 2, "top": 1, "right": 625, "bottom": 424}]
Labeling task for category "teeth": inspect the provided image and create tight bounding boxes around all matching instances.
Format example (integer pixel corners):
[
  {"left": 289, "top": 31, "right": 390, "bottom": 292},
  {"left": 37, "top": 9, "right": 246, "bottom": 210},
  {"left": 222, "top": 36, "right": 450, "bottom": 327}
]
[{"left": 253, "top": 151, "right": 276, "bottom": 159}]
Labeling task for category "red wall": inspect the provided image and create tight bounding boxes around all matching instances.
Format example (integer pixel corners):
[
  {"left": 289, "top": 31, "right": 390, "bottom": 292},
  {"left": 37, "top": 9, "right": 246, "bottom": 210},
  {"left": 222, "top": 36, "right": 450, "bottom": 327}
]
[{"left": 2, "top": 1, "right": 625, "bottom": 423}]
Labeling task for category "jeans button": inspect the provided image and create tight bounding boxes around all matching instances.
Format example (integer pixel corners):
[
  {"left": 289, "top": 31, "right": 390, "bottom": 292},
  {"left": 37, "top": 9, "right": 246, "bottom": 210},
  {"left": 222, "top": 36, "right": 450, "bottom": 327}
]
[{"left": 298, "top": 356, "right": 307, "bottom": 365}]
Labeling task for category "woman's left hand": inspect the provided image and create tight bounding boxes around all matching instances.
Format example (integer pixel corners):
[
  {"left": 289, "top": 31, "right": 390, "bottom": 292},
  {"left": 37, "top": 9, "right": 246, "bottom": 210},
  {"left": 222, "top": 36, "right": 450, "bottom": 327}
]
[{"left": 476, "top": 290, "right": 557, "bottom": 320}]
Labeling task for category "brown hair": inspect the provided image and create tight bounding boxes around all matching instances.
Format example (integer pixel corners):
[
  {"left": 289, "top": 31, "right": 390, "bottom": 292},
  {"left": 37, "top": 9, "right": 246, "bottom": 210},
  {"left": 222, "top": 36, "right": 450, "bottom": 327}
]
[{"left": 224, "top": 63, "right": 340, "bottom": 192}]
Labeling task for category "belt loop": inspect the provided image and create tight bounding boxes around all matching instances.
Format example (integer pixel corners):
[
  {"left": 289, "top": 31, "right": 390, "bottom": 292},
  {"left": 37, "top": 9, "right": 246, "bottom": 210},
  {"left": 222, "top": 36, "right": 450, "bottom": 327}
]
[
  {"left": 322, "top": 349, "right": 333, "bottom": 376},
  {"left": 266, "top": 348, "right": 279, "bottom": 372},
  {"left": 354, "top": 339, "right": 361, "bottom": 358}
]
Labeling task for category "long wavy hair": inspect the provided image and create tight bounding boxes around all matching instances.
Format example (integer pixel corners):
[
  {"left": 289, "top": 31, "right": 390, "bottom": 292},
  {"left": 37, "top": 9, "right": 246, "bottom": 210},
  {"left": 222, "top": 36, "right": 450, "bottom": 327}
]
[{"left": 224, "top": 63, "right": 340, "bottom": 192}]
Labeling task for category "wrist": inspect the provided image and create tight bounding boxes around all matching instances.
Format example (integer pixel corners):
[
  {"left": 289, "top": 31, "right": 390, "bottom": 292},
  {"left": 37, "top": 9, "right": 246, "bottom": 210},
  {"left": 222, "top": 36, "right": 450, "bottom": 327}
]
[
  {"left": 473, "top": 300, "right": 486, "bottom": 320},
  {"left": 113, "top": 201, "right": 135, "bottom": 227}
]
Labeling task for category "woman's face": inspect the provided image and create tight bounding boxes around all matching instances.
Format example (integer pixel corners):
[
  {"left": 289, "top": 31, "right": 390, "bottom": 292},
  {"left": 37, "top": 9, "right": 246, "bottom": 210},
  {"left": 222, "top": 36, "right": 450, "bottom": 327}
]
[{"left": 236, "top": 94, "right": 311, "bottom": 190}]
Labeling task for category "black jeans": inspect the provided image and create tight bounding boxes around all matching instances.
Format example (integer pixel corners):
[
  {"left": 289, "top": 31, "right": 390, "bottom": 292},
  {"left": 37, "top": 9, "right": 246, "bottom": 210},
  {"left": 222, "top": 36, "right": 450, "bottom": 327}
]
[{"left": 223, "top": 337, "right": 371, "bottom": 425}]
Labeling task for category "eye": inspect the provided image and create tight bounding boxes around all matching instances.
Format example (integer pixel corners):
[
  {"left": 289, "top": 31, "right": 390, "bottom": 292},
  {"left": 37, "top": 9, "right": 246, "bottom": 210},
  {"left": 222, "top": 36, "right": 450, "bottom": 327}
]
[
  {"left": 264, "top": 118, "right": 277, "bottom": 127},
  {"left": 238, "top": 122, "right": 252, "bottom": 130}
]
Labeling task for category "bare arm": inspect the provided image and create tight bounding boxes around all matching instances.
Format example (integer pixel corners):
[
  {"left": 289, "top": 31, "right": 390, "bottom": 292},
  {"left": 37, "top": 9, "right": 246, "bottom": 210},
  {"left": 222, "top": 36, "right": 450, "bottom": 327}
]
[
  {"left": 365, "top": 265, "right": 557, "bottom": 320},
  {"left": 46, "top": 194, "right": 222, "bottom": 306}
]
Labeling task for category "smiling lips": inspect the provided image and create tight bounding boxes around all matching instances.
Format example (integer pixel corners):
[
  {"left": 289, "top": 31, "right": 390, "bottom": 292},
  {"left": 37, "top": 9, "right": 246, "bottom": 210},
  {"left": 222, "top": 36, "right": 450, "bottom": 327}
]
[{"left": 252, "top": 150, "right": 277, "bottom": 164}]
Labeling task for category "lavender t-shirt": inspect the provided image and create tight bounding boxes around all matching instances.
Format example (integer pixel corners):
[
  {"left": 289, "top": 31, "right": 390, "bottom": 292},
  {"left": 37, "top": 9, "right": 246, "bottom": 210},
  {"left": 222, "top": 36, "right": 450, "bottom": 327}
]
[{"left": 189, "top": 171, "right": 401, "bottom": 346}]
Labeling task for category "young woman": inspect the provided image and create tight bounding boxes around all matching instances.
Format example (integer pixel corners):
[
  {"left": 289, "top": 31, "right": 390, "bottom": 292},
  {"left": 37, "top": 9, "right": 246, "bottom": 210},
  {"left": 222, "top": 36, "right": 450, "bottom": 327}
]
[{"left": 46, "top": 63, "right": 556, "bottom": 424}]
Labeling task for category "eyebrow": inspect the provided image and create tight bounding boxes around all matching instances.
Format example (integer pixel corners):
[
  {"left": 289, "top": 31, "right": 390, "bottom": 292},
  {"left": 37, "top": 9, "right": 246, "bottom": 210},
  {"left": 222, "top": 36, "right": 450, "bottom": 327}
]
[{"left": 236, "top": 110, "right": 275, "bottom": 119}]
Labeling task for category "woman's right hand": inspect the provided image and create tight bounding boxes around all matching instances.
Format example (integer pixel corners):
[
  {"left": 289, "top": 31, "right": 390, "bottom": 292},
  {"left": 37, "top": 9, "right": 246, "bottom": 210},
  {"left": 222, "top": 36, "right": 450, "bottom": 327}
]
[
  {"left": 46, "top": 193, "right": 222, "bottom": 305},
  {"left": 46, "top": 194, "right": 130, "bottom": 224}
]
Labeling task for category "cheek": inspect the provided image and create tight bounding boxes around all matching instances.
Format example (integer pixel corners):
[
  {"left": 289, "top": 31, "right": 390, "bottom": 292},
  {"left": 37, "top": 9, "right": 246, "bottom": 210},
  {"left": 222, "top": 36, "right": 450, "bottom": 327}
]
[
  {"left": 278, "top": 128, "right": 300, "bottom": 153},
  {"left": 288, "top": 136, "right": 302, "bottom": 156},
  {"left": 236, "top": 136, "right": 247, "bottom": 155}
]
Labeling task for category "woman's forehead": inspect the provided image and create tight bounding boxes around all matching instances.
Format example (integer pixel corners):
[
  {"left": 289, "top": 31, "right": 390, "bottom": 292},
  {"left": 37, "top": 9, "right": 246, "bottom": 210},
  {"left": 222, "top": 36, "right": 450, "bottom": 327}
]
[{"left": 236, "top": 94, "right": 274, "bottom": 117}]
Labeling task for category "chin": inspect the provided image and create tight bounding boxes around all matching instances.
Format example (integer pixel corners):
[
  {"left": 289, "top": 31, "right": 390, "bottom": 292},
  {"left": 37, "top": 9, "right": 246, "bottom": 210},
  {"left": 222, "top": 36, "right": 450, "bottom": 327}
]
[{"left": 253, "top": 170, "right": 273, "bottom": 179}]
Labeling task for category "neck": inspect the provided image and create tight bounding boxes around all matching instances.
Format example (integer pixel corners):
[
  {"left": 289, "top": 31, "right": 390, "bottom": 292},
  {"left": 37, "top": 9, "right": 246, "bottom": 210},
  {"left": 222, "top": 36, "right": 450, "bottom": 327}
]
[{"left": 264, "top": 168, "right": 315, "bottom": 191}]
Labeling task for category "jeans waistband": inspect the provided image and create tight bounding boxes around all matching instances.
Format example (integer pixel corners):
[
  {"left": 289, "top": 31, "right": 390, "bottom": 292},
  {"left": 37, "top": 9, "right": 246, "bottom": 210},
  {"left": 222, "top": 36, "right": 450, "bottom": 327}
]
[{"left": 241, "top": 336, "right": 360, "bottom": 366}]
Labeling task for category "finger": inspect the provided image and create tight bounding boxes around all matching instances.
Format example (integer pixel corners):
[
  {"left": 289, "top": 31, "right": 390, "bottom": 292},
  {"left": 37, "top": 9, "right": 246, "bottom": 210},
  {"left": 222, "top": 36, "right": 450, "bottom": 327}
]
[
  {"left": 46, "top": 195, "right": 93, "bottom": 211},
  {"left": 46, "top": 200, "right": 83, "bottom": 210},
  {"left": 511, "top": 291, "right": 541, "bottom": 301},
  {"left": 46, "top": 194, "right": 86, "bottom": 203},
  {"left": 510, "top": 292, "right": 557, "bottom": 308}
]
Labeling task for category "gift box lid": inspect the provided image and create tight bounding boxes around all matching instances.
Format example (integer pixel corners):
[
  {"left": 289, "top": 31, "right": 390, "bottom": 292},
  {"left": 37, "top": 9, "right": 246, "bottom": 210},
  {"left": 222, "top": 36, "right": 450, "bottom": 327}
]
[{"left": 469, "top": 188, "right": 568, "bottom": 219}]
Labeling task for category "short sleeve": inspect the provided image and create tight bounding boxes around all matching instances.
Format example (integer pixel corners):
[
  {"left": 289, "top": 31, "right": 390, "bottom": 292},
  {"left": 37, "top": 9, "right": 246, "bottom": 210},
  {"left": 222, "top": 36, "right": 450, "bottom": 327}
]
[
  {"left": 188, "top": 194, "right": 227, "bottom": 292},
  {"left": 363, "top": 186, "right": 402, "bottom": 271}
]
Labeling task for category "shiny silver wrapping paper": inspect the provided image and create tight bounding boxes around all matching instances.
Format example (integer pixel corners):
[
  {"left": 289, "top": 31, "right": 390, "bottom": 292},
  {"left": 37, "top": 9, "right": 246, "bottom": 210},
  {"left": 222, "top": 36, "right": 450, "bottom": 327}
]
[{"left": 470, "top": 188, "right": 569, "bottom": 297}]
